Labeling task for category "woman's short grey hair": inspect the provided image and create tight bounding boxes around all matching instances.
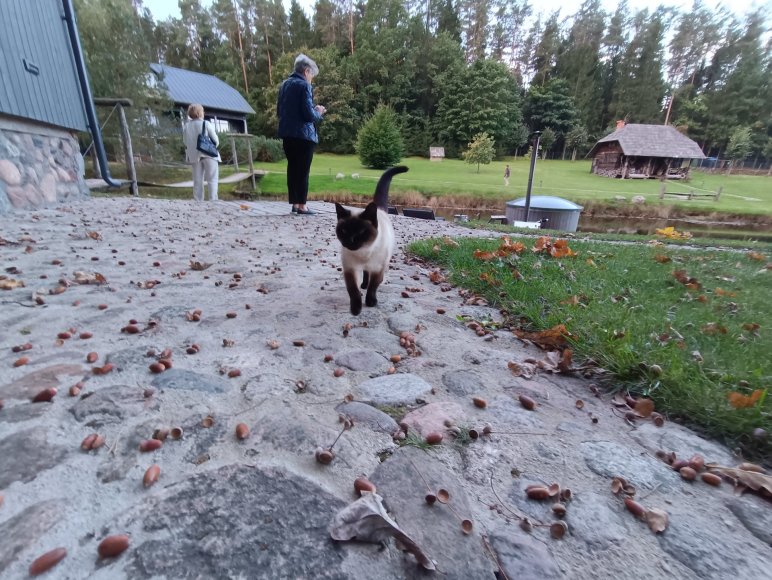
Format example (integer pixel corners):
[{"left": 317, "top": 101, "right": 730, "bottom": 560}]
[{"left": 294, "top": 54, "right": 319, "bottom": 77}]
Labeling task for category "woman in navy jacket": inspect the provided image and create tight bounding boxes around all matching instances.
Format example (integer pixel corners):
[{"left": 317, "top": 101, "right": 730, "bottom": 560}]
[{"left": 277, "top": 54, "right": 326, "bottom": 215}]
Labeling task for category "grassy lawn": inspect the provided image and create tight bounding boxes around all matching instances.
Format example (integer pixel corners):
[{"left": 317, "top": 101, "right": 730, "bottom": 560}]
[
  {"left": 409, "top": 235, "right": 771, "bottom": 458},
  {"left": 251, "top": 154, "right": 772, "bottom": 216}
]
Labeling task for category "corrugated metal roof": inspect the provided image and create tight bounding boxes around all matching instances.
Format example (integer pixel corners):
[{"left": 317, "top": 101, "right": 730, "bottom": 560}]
[
  {"left": 0, "top": 0, "right": 88, "bottom": 131},
  {"left": 589, "top": 124, "right": 705, "bottom": 159},
  {"left": 150, "top": 64, "right": 255, "bottom": 115}
]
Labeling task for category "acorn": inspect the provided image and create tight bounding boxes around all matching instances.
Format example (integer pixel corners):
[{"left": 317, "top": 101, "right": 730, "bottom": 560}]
[
  {"left": 526, "top": 486, "right": 550, "bottom": 500},
  {"left": 354, "top": 477, "right": 376, "bottom": 495},
  {"left": 97, "top": 535, "right": 130, "bottom": 559},
  {"left": 235, "top": 423, "right": 250, "bottom": 440},
  {"left": 315, "top": 447, "right": 334, "bottom": 464},
  {"left": 32, "top": 388, "right": 57, "bottom": 403},
  {"left": 143, "top": 465, "right": 160, "bottom": 488},
  {"left": 28, "top": 547, "right": 67, "bottom": 576},
  {"left": 425, "top": 432, "right": 443, "bottom": 445},
  {"left": 701, "top": 472, "right": 721, "bottom": 486},
  {"left": 679, "top": 466, "right": 697, "bottom": 481},
  {"left": 624, "top": 498, "right": 647, "bottom": 519},
  {"left": 472, "top": 397, "right": 487, "bottom": 409},
  {"left": 518, "top": 394, "right": 536, "bottom": 410},
  {"left": 138, "top": 439, "right": 163, "bottom": 452}
]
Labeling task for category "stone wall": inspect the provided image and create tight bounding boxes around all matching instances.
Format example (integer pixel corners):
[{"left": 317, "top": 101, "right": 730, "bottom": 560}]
[{"left": 0, "top": 115, "right": 89, "bottom": 214}]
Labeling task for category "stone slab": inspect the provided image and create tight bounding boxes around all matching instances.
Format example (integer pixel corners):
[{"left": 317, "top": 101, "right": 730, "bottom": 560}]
[
  {"left": 356, "top": 374, "right": 433, "bottom": 406},
  {"left": 370, "top": 446, "right": 494, "bottom": 579},
  {"left": 122, "top": 464, "right": 353, "bottom": 578},
  {"left": 150, "top": 369, "right": 230, "bottom": 393},
  {"left": 0, "top": 427, "right": 69, "bottom": 488}
]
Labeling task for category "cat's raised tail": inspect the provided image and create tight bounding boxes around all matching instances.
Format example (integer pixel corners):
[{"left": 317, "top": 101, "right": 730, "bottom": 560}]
[{"left": 373, "top": 166, "right": 408, "bottom": 211}]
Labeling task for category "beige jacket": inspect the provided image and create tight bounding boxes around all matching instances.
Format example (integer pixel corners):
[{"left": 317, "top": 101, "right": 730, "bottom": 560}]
[{"left": 183, "top": 118, "right": 221, "bottom": 163}]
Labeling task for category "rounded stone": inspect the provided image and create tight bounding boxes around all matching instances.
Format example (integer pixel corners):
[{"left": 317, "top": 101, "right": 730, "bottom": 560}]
[{"left": 0, "top": 159, "right": 22, "bottom": 186}]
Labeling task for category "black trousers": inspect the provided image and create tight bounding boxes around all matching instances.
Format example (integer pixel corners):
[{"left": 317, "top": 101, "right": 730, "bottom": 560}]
[{"left": 282, "top": 137, "right": 316, "bottom": 205}]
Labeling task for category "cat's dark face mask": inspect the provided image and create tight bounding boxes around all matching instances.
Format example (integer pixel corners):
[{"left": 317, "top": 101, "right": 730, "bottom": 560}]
[{"left": 335, "top": 203, "right": 378, "bottom": 251}]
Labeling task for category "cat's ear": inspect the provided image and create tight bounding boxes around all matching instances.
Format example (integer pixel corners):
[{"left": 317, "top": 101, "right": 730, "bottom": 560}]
[
  {"left": 361, "top": 202, "right": 379, "bottom": 227},
  {"left": 335, "top": 203, "right": 351, "bottom": 220}
]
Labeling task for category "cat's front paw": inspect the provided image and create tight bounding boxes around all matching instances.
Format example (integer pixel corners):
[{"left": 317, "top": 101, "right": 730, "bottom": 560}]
[
  {"left": 365, "top": 296, "right": 378, "bottom": 307},
  {"left": 350, "top": 301, "right": 362, "bottom": 315}
]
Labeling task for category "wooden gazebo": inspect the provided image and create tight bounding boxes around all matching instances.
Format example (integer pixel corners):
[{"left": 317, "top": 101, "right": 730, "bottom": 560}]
[{"left": 588, "top": 122, "right": 705, "bottom": 179}]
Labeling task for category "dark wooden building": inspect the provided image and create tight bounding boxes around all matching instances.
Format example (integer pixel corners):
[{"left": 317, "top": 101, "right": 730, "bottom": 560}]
[
  {"left": 588, "top": 122, "right": 705, "bottom": 179},
  {"left": 149, "top": 64, "right": 255, "bottom": 133}
]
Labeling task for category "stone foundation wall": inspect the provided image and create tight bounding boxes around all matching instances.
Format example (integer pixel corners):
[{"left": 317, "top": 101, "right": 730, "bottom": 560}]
[{"left": 0, "top": 115, "right": 89, "bottom": 214}]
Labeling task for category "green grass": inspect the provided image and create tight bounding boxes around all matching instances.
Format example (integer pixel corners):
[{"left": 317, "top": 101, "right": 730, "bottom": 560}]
[
  {"left": 250, "top": 154, "right": 772, "bottom": 216},
  {"left": 409, "top": 235, "right": 771, "bottom": 458}
]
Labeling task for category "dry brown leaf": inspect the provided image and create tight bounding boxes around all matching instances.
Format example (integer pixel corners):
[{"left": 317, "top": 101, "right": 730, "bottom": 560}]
[
  {"left": 329, "top": 492, "right": 436, "bottom": 570},
  {"left": 634, "top": 398, "right": 655, "bottom": 418},
  {"left": 473, "top": 249, "right": 497, "bottom": 261},
  {"left": 72, "top": 271, "right": 107, "bottom": 285},
  {"left": 654, "top": 254, "right": 671, "bottom": 263},
  {"left": 189, "top": 261, "right": 212, "bottom": 271},
  {"left": 727, "top": 389, "right": 764, "bottom": 409},
  {"left": 443, "top": 236, "right": 459, "bottom": 247},
  {"left": 672, "top": 269, "right": 701, "bottom": 290},
  {"left": 747, "top": 251, "right": 765, "bottom": 261},
  {"left": 0, "top": 278, "right": 25, "bottom": 290},
  {"left": 514, "top": 324, "right": 572, "bottom": 349},
  {"left": 428, "top": 270, "right": 445, "bottom": 284},
  {"left": 705, "top": 466, "right": 772, "bottom": 497},
  {"left": 550, "top": 239, "right": 577, "bottom": 258},
  {"left": 558, "top": 349, "right": 573, "bottom": 373},
  {"left": 86, "top": 231, "right": 102, "bottom": 240},
  {"left": 612, "top": 393, "right": 630, "bottom": 407},
  {"left": 715, "top": 287, "right": 737, "bottom": 297},
  {"left": 507, "top": 360, "right": 537, "bottom": 379},
  {"left": 646, "top": 508, "right": 669, "bottom": 533},
  {"left": 701, "top": 322, "right": 728, "bottom": 335}
]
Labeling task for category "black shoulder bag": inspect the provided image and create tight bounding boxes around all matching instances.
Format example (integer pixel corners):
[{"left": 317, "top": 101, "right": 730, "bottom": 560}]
[{"left": 196, "top": 120, "right": 219, "bottom": 158}]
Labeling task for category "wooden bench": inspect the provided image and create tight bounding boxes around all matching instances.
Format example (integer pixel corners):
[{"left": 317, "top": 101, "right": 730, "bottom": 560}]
[
  {"left": 403, "top": 208, "right": 437, "bottom": 220},
  {"left": 659, "top": 186, "right": 721, "bottom": 201},
  {"left": 488, "top": 215, "right": 507, "bottom": 225}
]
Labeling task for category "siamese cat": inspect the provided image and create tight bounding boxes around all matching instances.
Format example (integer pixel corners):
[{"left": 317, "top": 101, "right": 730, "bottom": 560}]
[{"left": 335, "top": 166, "right": 408, "bottom": 315}]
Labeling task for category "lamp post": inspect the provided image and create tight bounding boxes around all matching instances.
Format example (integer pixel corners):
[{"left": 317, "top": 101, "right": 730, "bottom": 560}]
[{"left": 524, "top": 131, "right": 541, "bottom": 222}]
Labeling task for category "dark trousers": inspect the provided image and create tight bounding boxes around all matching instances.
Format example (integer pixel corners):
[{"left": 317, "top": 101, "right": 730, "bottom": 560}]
[{"left": 282, "top": 137, "right": 316, "bottom": 205}]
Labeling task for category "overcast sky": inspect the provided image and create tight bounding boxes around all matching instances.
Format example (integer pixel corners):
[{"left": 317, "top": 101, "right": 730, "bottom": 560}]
[{"left": 140, "top": 0, "right": 766, "bottom": 24}]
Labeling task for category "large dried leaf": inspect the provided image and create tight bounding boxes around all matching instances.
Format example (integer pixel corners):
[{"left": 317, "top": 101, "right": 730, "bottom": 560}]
[
  {"left": 72, "top": 271, "right": 107, "bottom": 285},
  {"left": 672, "top": 270, "right": 701, "bottom": 290},
  {"left": 705, "top": 465, "right": 772, "bottom": 497},
  {"left": 473, "top": 249, "right": 497, "bottom": 261},
  {"left": 646, "top": 508, "right": 669, "bottom": 533},
  {"left": 0, "top": 278, "right": 25, "bottom": 290},
  {"left": 514, "top": 324, "right": 572, "bottom": 349},
  {"left": 655, "top": 226, "right": 691, "bottom": 240},
  {"left": 329, "top": 492, "right": 436, "bottom": 570},
  {"left": 507, "top": 360, "right": 537, "bottom": 379},
  {"left": 549, "top": 239, "right": 577, "bottom": 258},
  {"left": 498, "top": 236, "right": 525, "bottom": 255},
  {"left": 727, "top": 389, "right": 764, "bottom": 409},
  {"left": 189, "top": 260, "right": 212, "bottom": 271}
]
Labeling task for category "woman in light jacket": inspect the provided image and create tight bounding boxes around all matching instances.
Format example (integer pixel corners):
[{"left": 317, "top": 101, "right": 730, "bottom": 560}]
[{"left": 182, "top": 103, "right": 220, "bottom": 201}]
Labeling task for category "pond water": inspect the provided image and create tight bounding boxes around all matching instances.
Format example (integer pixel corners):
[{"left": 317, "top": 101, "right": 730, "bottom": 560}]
[{"left": 421, "top": 208, "right": 771, "bottom": 240}]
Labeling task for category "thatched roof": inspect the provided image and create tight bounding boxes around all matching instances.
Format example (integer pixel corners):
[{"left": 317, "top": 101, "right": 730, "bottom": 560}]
[{"left": 588, "top": 124, "right": 705, "bottom": 159}]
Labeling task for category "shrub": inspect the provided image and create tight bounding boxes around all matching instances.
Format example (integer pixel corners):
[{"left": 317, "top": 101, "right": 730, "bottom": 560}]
[
  {"left": 217, "top": 134, "right": 286, "bottom": 165},
  {"left": 356, "top": 105, "right": 404, "bottom": 169}
]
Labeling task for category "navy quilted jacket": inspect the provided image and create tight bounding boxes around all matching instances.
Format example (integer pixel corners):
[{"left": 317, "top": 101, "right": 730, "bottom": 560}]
[{"left": 277, "top": 72, "right": 323, "bottom": 143}]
